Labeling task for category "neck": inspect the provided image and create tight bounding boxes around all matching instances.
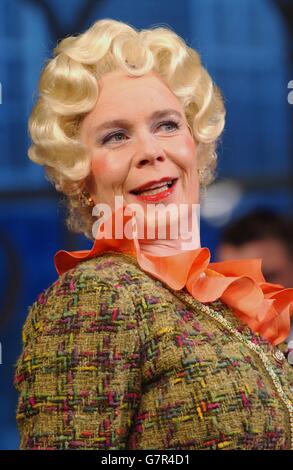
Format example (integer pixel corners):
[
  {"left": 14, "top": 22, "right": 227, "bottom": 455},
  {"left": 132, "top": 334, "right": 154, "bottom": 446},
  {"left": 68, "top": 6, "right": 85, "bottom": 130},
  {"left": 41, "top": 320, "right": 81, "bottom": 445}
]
[{"left": 134, "top": 205, "right": 201, "bottom": 257}]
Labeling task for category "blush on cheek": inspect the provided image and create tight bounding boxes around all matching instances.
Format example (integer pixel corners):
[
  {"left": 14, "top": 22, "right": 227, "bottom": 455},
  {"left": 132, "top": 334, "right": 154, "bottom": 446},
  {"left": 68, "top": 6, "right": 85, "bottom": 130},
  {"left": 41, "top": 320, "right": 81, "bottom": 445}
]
[{"left": 91, "top": 158, "right": 109, "bottom": 176}]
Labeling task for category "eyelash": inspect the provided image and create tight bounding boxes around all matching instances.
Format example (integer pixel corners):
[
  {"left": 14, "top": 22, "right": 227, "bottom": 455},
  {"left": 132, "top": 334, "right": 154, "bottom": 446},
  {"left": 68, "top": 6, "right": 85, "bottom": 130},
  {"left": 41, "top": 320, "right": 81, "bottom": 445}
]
[{"left": 101, "top": 119, "right": 181, "bottom": 145}]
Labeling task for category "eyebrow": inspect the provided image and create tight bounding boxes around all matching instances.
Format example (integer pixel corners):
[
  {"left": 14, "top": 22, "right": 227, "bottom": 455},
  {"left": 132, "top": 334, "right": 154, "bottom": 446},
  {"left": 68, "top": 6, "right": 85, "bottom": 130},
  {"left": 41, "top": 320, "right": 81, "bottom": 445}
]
[{"left": 90, "top": 109, "right": 183, "bottom": 135}]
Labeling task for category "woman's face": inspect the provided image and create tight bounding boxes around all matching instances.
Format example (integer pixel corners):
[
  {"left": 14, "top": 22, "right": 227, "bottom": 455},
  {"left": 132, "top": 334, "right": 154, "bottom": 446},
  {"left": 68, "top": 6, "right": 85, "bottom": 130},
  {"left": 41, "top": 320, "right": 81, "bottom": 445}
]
[{"left": 80, "top": 69, "right": 199, "bottom": 226}]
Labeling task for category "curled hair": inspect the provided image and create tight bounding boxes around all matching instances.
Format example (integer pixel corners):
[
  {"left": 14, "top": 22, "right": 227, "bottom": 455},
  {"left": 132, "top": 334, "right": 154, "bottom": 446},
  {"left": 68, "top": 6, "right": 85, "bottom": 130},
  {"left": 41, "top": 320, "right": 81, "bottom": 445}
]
[{"left": 28, "top": 18, "right": 226, "bottom": 240}]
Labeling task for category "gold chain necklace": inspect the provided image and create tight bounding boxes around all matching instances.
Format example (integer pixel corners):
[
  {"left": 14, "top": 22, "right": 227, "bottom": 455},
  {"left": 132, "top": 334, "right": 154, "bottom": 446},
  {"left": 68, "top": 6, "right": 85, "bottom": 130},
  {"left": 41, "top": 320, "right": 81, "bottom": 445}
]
[{"left": 173, "top": 288, "right": 293, "bottom": 450}]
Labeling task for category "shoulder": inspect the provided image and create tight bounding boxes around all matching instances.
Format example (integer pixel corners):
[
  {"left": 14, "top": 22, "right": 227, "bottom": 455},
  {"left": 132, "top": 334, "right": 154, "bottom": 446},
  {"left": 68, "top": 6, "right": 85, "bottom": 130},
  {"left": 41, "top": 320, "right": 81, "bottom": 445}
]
[
  {"left": 58, "top": 251, "right": 159, "bottom": 290},
  {"left": 16, "top": 253, "right": 152, "bottom": 384},
  {"left": 19, "top": 252, "right": 166, "bottom": 344},
  {"left": 33, "top": 252, "right": 155, "bottom": 308}
]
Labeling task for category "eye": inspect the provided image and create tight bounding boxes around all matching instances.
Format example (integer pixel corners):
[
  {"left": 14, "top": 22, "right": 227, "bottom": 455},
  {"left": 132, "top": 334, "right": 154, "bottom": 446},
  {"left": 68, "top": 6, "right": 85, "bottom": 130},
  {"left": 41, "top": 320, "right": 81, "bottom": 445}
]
[
  {"left": 158, "top": 120, "right": 181, "bottom": 131},
  {"left": 101, "top": 131, "right": 126, "bottom": 145},
  {"left": 100, "top": 119, "right": 181, "bottom": 145}
]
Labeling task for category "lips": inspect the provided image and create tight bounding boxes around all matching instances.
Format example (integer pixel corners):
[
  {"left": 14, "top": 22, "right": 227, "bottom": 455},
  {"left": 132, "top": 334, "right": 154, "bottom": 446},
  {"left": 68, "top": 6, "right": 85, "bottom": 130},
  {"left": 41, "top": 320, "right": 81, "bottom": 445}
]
[{"left": 130, "top": 177, "right": 178, "bottom": 195}]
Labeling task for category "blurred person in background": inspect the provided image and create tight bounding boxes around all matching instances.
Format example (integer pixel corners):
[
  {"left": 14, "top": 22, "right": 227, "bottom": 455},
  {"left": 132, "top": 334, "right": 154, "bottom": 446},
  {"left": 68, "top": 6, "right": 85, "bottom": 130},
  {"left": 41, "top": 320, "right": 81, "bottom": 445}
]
[{"left": 216, "top": 209, "right": 293, "bottom": 341}]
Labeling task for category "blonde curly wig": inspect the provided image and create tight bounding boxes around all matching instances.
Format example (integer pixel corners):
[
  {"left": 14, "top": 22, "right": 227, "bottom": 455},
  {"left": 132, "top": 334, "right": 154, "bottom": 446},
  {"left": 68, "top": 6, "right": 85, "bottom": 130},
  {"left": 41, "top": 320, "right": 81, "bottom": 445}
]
[{"left": 28, "top": 18, "right": 226, "bottom": 240}]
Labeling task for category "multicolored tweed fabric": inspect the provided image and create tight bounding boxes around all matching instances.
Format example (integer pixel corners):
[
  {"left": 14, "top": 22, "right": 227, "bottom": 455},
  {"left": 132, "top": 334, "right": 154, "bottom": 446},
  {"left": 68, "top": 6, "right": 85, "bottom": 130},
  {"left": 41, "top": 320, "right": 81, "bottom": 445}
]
[{"left": 14, "top": 251, "right": 293, "bottom": 450}]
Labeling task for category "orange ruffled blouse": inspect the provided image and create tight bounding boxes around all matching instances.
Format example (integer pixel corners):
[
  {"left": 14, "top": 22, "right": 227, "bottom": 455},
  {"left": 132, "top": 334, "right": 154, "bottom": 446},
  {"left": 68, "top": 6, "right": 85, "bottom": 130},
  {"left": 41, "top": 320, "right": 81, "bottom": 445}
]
[{"left": 54, "top": 208, "right": 293, "bottom": 346}]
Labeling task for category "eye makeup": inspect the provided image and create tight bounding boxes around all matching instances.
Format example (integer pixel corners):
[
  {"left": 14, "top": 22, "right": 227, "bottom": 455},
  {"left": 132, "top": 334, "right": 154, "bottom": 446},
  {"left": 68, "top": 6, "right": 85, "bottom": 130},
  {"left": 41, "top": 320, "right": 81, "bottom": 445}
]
[{"left": 99, "top": 118, "right": 183, "bottom": 146}]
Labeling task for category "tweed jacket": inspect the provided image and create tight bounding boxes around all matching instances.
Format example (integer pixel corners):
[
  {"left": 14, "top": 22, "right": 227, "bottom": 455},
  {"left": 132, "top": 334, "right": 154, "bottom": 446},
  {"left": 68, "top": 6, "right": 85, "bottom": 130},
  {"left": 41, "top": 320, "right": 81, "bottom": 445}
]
[{"left": 14, "top": 251, "right": 293, "bottom": 450}]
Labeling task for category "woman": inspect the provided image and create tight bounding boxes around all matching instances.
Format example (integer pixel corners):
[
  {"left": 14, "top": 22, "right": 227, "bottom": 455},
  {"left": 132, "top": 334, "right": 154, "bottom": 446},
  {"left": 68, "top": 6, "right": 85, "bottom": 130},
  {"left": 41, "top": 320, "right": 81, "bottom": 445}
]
[{"left": 14, "top": 18, "right": 293, "bottom": 450}]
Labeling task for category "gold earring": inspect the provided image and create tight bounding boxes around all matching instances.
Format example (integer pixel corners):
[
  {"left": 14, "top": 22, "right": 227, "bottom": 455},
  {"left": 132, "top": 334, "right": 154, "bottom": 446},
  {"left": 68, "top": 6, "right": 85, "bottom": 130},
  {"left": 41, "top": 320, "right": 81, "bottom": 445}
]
[{"left": 79, "top": 190, "right": 94, "bottom": 208}]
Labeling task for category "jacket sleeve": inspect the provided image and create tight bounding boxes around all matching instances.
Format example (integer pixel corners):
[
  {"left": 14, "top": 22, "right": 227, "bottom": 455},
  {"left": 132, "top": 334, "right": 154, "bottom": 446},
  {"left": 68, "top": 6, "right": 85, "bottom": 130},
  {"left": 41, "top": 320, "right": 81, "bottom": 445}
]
[{"left": 14, "top": 263, "right": 142, "bottom": 450}]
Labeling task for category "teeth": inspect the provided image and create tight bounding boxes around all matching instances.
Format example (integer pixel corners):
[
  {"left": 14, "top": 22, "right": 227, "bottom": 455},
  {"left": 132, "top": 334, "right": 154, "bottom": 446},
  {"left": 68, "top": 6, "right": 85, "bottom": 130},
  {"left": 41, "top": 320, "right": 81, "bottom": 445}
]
[
  {"left": 135, "top": 179, "right": 175, "bottom": 195},
  {"left": 139, "top": 184, "right": 170, "bottom": 196}
]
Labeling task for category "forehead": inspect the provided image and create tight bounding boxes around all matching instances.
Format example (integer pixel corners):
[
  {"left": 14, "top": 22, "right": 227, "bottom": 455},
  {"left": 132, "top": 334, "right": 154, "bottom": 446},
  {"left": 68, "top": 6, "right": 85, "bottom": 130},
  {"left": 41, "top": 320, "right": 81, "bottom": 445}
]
[
  {"left": 242, "top": 239, "right": 289, "bottom": 263},
  {"left": 80, "top": 69, "right": 184, "bottom": 137},
  {"left": 95, "top": 69, "right": 181, "bottom": 109}
]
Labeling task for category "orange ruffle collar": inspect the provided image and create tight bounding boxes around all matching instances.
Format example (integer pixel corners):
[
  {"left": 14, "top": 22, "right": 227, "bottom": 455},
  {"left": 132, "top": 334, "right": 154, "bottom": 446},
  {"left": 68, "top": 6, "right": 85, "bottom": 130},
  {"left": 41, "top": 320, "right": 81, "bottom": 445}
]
[{"left": 54, "top": 207, "right": 293, "bottom": 346}]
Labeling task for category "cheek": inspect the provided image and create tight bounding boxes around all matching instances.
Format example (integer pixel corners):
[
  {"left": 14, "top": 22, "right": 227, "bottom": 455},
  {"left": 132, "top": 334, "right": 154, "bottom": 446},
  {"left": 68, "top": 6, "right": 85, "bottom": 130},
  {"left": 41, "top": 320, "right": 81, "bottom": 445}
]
[
  {"left": 175, "top": 135, "right": 197, "bottom": 169},
  {"left": 90, "top": 157, "right": 114, "bottom": 193},
  {"left": 91, "top": 154, "right": 128, "bottom": 190},
  {"left": 91, "top": 157, "right": 109, "bottom": 176}
]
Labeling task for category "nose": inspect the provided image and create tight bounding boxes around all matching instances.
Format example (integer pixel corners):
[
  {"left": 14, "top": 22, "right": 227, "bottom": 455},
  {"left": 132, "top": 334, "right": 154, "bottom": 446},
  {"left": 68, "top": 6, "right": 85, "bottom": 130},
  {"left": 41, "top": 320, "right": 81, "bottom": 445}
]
[{"left": 133, "top": 134, "right": 166, "bottom": 168}]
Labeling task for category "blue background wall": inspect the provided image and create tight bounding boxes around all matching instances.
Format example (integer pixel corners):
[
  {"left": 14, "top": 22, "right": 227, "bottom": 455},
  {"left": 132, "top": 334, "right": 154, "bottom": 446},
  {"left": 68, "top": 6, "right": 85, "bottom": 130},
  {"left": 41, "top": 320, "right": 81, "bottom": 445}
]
[{"left": 0, "top": 0, "right": 292, "bottom": 449}]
